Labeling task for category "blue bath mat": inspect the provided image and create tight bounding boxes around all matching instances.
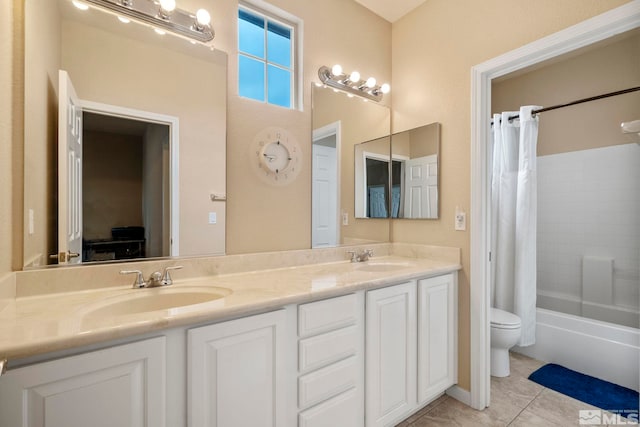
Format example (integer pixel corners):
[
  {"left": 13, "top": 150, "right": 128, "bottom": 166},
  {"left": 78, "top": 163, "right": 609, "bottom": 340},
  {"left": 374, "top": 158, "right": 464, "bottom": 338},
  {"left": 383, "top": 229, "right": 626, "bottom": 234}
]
[{"left": 528, "top": 363, "right": 639, "bottom": 419}]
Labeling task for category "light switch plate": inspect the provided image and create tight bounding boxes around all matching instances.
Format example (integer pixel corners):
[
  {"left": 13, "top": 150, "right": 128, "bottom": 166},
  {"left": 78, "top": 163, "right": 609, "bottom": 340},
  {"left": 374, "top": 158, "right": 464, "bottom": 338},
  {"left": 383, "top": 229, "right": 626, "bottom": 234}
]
[{"left": 208, "top": 212, "right": 217, "bottom": 224}]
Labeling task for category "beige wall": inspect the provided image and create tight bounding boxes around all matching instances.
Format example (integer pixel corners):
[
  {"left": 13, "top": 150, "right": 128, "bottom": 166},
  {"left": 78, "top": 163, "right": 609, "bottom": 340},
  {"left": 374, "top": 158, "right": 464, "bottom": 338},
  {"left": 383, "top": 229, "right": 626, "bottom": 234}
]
[
  {"left": 0, "top": 0, "right": 18, "bottom": 277},
  {"left": 22, "top": 0, "right": 58, "bottom": 267},
  {"left": 313, "top": 86, "right": 391, "bottom": 244},
  {"left": 493, "top": 32, "right": 640, "bottom": 156},
  {"left": 222, "top": 0, "right": 391, "bottom": 253},
  {"left": 392, "top": 0, "right": 631, "bottom": 391}
]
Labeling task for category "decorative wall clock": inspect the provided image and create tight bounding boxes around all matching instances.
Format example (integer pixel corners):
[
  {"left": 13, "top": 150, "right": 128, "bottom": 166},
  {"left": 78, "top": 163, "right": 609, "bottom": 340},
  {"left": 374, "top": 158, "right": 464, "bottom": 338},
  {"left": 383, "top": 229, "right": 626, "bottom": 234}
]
[{"left": 251, "top": 127, "right": 301, "bottom": 185}]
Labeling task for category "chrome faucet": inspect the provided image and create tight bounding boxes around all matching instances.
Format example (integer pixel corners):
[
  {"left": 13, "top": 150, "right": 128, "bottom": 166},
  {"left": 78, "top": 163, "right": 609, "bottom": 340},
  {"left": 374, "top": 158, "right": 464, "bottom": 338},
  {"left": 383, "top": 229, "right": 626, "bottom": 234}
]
[
  {"left": 120, "top": 266, "right": 183, "bottom": 288},
  {"left": 347, "top": 249, "right": 374, "bottom": 263}
]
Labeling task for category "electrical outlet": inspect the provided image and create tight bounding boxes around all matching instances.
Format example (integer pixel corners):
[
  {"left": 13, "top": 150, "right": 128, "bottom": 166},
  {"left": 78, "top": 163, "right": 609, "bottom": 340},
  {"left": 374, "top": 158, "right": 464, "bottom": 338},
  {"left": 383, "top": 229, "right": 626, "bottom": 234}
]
[
  {"left": 455, "top": 207, "right": 466, "bottom": 231},
  {"left": 342, "top": 211, "right": 349, "bottom": 226}
]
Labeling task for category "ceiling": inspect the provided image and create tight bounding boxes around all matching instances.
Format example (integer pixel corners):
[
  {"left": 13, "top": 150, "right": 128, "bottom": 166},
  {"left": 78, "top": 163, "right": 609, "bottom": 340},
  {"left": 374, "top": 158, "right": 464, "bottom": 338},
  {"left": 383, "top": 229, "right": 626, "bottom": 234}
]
[{"left": 354, "top": 0, "right": 427, "bottom": 23}]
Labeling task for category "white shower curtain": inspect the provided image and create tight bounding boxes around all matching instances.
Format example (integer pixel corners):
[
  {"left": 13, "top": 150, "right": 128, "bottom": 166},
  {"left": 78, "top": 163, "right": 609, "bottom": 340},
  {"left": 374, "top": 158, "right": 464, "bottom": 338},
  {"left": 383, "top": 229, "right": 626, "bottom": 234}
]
[{"left": 491, "top": 106, "right": 540, "bottom": 346}]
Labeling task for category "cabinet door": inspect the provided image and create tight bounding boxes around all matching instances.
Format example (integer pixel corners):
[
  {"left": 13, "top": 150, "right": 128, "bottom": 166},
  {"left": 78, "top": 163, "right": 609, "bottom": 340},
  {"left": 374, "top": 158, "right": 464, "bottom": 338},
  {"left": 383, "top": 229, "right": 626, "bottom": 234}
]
[
  {"left": 188, "top": 310, "right": 287, "bottom": 427},
  {"left": 417, "top": 273, "right": 457, "bottom": 404},
  {"left": 365, "top": 282, "right": 417, "bottom": 427},
  {"left": 0, "top": 337, "right": 166, "bottom": 427}
]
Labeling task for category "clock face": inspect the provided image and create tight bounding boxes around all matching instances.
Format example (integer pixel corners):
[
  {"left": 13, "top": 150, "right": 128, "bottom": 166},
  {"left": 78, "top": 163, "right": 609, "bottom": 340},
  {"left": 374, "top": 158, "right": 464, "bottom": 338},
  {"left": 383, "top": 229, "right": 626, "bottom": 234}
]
[
  {"left": 261, "top": 141, "right": 291, "bottom": 173},
  {"left": 251, "top": 127, "right": 301, "bottom": 185}
]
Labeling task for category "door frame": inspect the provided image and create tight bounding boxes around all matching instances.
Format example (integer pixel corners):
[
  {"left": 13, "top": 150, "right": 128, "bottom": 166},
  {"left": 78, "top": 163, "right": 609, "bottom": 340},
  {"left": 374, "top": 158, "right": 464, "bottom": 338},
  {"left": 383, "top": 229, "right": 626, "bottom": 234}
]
[
  {"left": 81, "top": 100, "right": 181, "bottom": 257},
  {"left": 312, "top": 121, "right": 341, "bottom": 247},
  {"left": 469, "top": 1, "right": 640, "bottom": 410}
]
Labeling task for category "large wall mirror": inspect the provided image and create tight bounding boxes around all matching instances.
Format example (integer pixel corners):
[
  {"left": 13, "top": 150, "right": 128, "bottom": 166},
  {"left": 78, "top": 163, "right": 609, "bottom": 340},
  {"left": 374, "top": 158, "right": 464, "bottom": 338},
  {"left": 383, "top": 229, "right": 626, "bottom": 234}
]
[
  {"left": 353, "top": 123, "right": 440, "bottom": 220},
  {"left": 311, "top": 85, "right": 391, "bottom": 248},
  {"left": 23, "top": 0, "right": 227, "bottom": 268}
]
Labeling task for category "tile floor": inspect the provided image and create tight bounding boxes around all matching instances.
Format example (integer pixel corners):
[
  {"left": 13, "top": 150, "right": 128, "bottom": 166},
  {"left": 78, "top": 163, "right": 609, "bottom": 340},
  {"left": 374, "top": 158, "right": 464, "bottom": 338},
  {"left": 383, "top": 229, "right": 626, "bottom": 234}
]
[{"left": 396, "top": 352, "right": 618, "bottom": 426}]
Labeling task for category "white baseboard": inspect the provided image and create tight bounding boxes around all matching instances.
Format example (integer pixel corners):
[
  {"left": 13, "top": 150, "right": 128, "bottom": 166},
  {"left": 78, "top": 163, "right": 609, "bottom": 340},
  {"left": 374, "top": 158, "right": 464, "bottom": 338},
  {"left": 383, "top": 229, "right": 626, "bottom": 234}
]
[{"left": 446, "top": 385, "right": 471, "bottom": 406}]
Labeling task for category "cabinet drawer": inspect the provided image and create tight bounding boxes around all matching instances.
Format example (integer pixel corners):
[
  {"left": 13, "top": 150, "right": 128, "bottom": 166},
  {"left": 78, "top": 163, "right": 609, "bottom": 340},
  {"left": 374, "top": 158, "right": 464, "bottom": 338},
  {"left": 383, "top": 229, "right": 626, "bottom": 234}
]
[
  {"left": 298, "top": 355, "right": 358, "bottom": 410},
  {"left": 299, "top": 326, "right": 357, "bottom": 373},
  {"left": 299, "top": 388, "right": 360, "bottom": 427},
  {"left": 298, "top": 293, "right": 358, "bottom": 337}
]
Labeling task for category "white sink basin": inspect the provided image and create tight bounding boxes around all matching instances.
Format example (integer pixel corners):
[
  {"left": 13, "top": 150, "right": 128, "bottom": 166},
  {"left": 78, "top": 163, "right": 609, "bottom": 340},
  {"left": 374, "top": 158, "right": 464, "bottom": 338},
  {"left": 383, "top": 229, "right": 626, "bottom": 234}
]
[
  {"left": 357, "top": 262, "right": 411, "bottom": 272},
  {"left": 83, "top": 286, "right": 232, "bottom": 319}
]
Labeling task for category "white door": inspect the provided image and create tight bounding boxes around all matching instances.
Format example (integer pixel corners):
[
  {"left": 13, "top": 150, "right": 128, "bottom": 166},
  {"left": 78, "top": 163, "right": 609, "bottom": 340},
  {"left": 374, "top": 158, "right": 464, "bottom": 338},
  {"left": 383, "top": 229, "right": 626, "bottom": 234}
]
[
  {"left": 366, "top": 282, "right": 417, "bottom": 427},
  {"left": 417, "top": 273, "right": 457, "bottom": 404},
  {"left": 57, "top": 70, "right": 83, "bottom": 264},
  {"left": 188, "top": 310, "right": 287, "bottom": 427},
  {"left": 0, "top": 337, "right": 166, "bottom": 427},
  {"left": 403, "top": 154, "right": 438, "bottom": 219},
  {"left": 312, "top": 143, "right": 338, "bottom": 247}
]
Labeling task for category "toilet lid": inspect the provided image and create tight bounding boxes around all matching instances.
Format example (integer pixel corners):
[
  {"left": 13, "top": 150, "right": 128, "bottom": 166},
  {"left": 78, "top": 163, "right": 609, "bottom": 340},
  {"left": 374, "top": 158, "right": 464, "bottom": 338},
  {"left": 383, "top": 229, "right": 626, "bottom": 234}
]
[{"left": 491, "top": 308, "right": 521, "bottom": 329}]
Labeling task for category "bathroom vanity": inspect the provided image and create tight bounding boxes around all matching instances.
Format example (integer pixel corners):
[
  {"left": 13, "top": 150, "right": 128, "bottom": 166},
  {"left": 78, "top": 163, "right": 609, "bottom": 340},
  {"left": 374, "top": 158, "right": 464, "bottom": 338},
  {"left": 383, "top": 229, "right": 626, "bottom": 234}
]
[{"left": 0, "top": 244, "right": 460, "bottom": 427}]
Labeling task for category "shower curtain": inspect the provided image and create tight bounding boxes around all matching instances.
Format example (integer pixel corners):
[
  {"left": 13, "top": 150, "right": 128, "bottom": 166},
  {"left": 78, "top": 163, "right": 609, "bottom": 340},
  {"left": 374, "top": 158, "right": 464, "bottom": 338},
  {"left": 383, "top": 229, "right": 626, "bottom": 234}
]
[{"left": 491, "top": 106, "right": 540, "bottom": 346}]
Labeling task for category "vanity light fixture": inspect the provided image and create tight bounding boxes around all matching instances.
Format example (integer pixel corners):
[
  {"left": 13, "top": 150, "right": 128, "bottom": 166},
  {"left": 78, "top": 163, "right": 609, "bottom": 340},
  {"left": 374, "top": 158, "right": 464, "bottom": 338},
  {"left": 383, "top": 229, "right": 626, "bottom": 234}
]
[
  {"left": 77, "top": 0, "right": 215, "bottom": 43},
  {"left": 72, "top": 0, "right": 90, "bottom": 10},
  {"left": 318, "top": 64, "right": 390, "bottom": 102}
]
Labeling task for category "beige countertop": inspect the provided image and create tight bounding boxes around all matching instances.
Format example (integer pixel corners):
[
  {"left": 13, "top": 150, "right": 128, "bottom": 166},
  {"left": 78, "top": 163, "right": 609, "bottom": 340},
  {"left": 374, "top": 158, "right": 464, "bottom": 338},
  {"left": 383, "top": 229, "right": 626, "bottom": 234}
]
[{"left": 0, "top": 251, "right": 460, "bottom": 362}]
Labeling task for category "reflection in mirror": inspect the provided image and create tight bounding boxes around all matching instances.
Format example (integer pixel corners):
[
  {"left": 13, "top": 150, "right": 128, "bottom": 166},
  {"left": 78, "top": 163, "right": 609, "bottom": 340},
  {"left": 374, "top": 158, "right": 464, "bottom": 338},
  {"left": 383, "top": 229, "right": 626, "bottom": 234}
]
[
  {"left": 311, "top": 85, "right": 391, "bottom": 248},
  {"left": 81, "top": 112, "right": 171, "bottom": 263},
  {"left": 390, "top": 123, "right": 441, "bottom": 219},
  {"left": 354, "top": 136, "right": 391, "bottom": 218},
  {"left": 23, "top": 0, "right": 227, "bottom": 268}
]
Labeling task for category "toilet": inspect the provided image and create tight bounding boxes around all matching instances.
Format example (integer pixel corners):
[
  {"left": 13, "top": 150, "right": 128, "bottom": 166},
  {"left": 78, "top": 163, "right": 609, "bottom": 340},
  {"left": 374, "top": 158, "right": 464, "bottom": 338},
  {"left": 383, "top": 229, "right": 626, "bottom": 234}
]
[{"left": 490, "top": 307, "right": 522, "bottom": 377}]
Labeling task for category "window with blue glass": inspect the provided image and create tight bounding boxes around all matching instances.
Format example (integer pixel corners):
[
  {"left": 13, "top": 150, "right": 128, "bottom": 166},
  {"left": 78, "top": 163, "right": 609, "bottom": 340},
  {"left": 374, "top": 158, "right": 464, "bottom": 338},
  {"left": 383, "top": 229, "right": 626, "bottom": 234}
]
[{"left": 238, "top": 6, "right": 295, "bottom": 108}]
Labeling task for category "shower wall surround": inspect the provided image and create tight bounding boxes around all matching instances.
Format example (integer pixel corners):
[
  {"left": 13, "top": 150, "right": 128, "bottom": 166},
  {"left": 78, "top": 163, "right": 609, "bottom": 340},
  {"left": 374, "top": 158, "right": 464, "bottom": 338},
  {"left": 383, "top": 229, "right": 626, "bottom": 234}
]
[{"left": 536, "top": 143, "right": 640, "bottom": 328}]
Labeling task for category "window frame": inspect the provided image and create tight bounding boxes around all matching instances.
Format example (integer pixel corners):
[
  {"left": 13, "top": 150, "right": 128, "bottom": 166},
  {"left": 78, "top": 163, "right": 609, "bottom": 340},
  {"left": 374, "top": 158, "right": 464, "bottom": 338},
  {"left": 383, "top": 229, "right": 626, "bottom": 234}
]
[{"left": 237, "top": 2, "right": 301, "bottom": 110}]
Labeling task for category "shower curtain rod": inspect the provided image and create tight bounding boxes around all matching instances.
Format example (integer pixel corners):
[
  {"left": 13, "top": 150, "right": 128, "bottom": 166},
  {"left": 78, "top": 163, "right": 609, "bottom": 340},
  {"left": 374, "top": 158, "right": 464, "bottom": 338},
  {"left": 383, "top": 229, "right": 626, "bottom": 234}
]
[{"left": 492, "top": 85, "right": 640, "bottom": 123}]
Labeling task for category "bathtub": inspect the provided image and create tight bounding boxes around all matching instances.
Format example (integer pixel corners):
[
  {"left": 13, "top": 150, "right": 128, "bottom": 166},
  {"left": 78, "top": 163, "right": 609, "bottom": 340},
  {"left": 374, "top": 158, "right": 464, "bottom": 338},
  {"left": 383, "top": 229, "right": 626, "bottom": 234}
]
[{"left": 514, "top": 308, "right": 640, "bottom": 392}]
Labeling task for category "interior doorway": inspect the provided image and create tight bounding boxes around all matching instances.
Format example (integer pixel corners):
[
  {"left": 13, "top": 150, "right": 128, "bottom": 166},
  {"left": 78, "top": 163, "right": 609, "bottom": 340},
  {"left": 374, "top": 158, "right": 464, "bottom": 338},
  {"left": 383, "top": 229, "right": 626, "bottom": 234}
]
[
  {"left": 312, "top": 121, "right": 341, "bottom": 248},
  {"left": 82, "top": 112, "right": 170, "bottom": 262}
]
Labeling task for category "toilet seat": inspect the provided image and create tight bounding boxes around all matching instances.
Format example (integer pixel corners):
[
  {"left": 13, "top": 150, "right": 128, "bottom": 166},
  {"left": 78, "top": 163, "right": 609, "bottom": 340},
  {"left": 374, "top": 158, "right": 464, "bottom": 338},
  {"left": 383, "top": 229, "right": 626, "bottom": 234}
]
[{"left": 490, "top": 308, "right": 521, "bottom": 329}]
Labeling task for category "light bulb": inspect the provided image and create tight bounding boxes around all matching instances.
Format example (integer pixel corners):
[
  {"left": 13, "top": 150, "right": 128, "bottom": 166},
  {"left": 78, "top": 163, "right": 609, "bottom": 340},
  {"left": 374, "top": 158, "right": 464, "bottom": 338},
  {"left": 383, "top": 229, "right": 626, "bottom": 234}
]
[
  {"left": 72, "top": 0, "right": 89, "bottom": 10},
  {"left": 117, "top": 16, "right": 130, "bottom": 23},
  {"left": 366, "top": 77, "right": 376, "bottom": 88},
  {"left": 349, "top": 71, "right": 360, "bottom": 82},
  {"left": 380, "top": 83, "right": 390, "bottom": 94},
  {"left": 196, "top": 9, "right": 211, "bottom": 27},
  {"left": 331, "top": 64, "right": 343, "bottom": 76},
  {"left": 154, "top": 28, "right": 166, "bottom": 35},
  {"left": 159, "top": 0, "right": 176, "bottom": 12}
]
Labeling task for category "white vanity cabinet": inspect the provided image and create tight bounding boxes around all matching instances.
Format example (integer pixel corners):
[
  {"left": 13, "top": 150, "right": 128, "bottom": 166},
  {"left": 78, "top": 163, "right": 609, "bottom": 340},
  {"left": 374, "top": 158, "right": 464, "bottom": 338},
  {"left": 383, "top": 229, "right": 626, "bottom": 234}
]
[
  {"left": 296, "top": 293, "right": 365, "bottom": 427},
  {"left": 187, "top": 309, "right": 288, "bottom": 427},
  {"left": 365, "top": 281, "right": 418, "bottom": 427},
  {"left": 0, "top": 337, "right": 166, "bottom": 427},
  {"left": 365, "top": 273, "right": 457, "bottom": 427},
  {"left": 417, "top": 273, "right": 457, "bottom": 405}
]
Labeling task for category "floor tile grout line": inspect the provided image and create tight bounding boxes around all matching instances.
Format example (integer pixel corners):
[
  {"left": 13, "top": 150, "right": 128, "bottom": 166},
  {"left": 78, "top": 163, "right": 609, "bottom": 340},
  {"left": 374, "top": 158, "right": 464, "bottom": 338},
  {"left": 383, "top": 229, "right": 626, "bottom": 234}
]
[
  {"left": 505, "top": 384, "right": 548, "bottom": 426},
  {"left": 402, "top": 394, "right": 450, "bottom": 426}
]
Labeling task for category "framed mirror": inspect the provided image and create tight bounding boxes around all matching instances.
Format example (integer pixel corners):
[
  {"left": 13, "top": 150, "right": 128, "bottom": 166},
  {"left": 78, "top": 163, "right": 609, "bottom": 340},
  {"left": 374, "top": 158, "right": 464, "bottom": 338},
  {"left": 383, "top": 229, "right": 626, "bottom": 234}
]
[
  {"left": 311, "top": 85, "right": 391, "bottom": 248},
  {"left": 390, "top": 123, "right": 441, "bottom": 219},
  {"left": 23, "top": 0, "right": 227, "bottom": 267}
]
